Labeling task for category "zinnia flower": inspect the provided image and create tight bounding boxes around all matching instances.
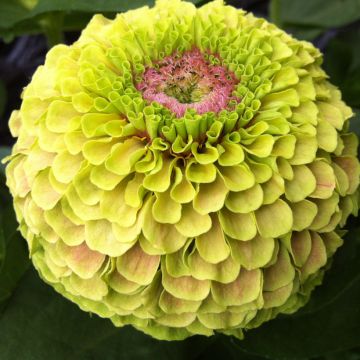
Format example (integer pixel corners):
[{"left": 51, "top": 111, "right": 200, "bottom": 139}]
[{"left": 4, "top": 0, "right": 360, "bottom": 340}]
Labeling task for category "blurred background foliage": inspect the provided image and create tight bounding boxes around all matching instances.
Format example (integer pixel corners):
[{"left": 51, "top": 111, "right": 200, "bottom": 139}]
[{"left": 0, "top": 0, "right": 360, "bottom": 359}]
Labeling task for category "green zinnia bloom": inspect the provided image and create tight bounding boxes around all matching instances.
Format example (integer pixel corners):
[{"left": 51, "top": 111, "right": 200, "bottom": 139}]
[{"left": 4, "top": 0, "right": 360, "bottom": 341}]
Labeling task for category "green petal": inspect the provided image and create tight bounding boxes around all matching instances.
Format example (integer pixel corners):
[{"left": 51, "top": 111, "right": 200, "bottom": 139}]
[
  {"left": 318, "top": 101, "right": 344, "bottom": 130},
  {"left": 106, "top": 138, "right": 146, "bottom": 176},
  {"left": 285, "top": 165, "right": 316, "bottom": 202},
  {"left": 170, "top": 166, "right": 196, "bottom": 203},
  {"left": 85, "top": 219, "right": 135, "bottom": 256},
  {"left": 193, "top": 175, "right": 228, "bottom": 215},
  {"left": 321, "top": 231, "right": 343, "bottom": 257},
  {"left": 67, "top": 273, "right": 108, "bottom": 301},
  {"left": 159, "top": 290, "right": 201, "bottom": 314},
  {"left": 107, "top": 270, "right": 142, "bottom": 294},
  {"left": 161, "top": 262, "right": 210, "bottom": 302},
  {"left": 271, "top": 66, "right": 299, "bottom": 92},
  {"left": 332, "top": 162, "right": 350, "bottom": 196},
  {"left": 197, "top": 311, "right": 254, "bottom": 330},
  {"left": 290, "top": 199, "right": 318, "bottom": 231},
  {"left": 124, "top": 173, "right": 146, "bottom": 208},
  {"left": 112, "top": 213, "right": 143, "bottom": 243},
  {"left": 300, "top": 232, "right": 327, "bottom": 281},
  {"left": 218, "top": 164, "right": 255, "bottom": 192},
  {"left": 90, "top": 164, "right": 125, "bottom": 191},
  {"left": 191, "top": 142, "right": 219, "bottom": 164},
  {"left": 308, "top": 161, "right": 336, "bottom": 199},
  {"left": 243, "top": 135, "right": 275, "bottom": 158},
  {"left": 45, "top": 100, "right": 80, "bottom": 133},
  {"left": 334, "top": 156, "right": 360, "bottom": 194},
  {"left": 188, "top": 250, "right": 240, "bottom": 283},
  {"left": 211, "top": 268, "right": 262, "bottom": 307},
  {"left": 31, "top": 168, "right": 62, "bottom": 210},
  {"left": 290, "top": 230, "right": 312, "bottom": 267},
  {"left": 116, "top": 243, "right": 160, "bottom": 285},
  {"left": 309, "top": 193, "right": 339, "bottom": 230},
  {"left": 44, "top": 203, "right": 85, "bottom": 246},
  {"left": 261, "top": 172, "right": 285, "bottom": 205},
  {"left": 219, "top": 208, "right": 257, "bottom": 241},
  {"left": 186, "top": 160, "right": 217, "bottom": 183},
  {"left": 316, "top": 120, "right": 338, "bottom": 152},
  {"left": 100, "top": 182, "right": 138, "bottom": 227},
  {"left": 262, "top": 89, "right": 299, "bottom": 109},
  {"left": 289, "top": 135, "right": 317, "bottom": 165},
  {"left": 142, "top": 197, "right": 187, "bottom": 253},
  {"left": 247, "top": 159, "right": 273, "bottom": 184},
  {"left": 152, "top": 190, "right": 182, "bottom": 224},
  {"left": 218, "top": 141, "right": 245, "bottom": 166},
  {"left": 271, "top": 135, "right": 296, "bottom": 159},
  {"left": 196, "top": 214, "right": 230, "bottom": 264},
  {"left": 263, "top": 245, "right": 295, "bottom": 291},
  {"left": 255, "top": 199, "right": 293, "bottom": 238},
  {"left": 156, "top": 313, "right": 196, "bottom": 328},
  {"left": 82, "top": 138, "right": 115, "bottom": 165},
  {"left": 263, "top": 282, "right": 293, "bottom": 309},
  {"left": 73, "top": 165, "right": 102, "bottom": 206},
  {"left": 225, "top": 184, "right": 263, "bottom": 213},
  {"left": 57, "top": 241, "right": 105, "bottom": 279},
  {"left": 230, "top": 234, "right": 275, "bottom": 269},
  {"left": 81, "top": 113, "right": 122, "bottom": 137},
  {"left": 66, "top": 185, "right": 102, "bottom": 221},
  {"left": 175, "top": 203, "right": 212, "bottom": 237},
  {"left": 143, "top": 157, "right": 176, "bottom": 192}
]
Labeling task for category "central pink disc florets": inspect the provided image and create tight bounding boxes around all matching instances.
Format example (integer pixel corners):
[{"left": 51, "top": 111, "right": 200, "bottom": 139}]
[{"left": 137, "top": 48, "right": 239, "bottom": 117}]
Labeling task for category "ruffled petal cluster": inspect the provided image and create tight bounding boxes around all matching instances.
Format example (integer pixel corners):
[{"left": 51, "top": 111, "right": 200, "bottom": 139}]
[{"left": 4, "top": 0, "right": 360, "bottom": 340}]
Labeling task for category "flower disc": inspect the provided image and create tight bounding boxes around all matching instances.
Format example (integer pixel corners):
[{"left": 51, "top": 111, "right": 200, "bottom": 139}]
[{"left": 4, "top": 0, "right": 360, "bottom": 340}]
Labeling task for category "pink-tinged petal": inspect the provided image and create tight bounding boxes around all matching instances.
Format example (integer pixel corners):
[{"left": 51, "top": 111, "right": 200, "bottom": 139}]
[
  {"left": 57, "top": 241, "right": 105, "bottom": 279},
  {"left": 116, "top": 243, "right": 160, "bottom": 285}
]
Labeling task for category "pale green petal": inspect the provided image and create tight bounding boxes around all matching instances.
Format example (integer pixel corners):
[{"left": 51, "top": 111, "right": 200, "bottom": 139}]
[
  {"left": 211, "top": 268, "right": 262, "bottom": 307},
  {"left": 225, "top": 184, "right": 263, "bottom": 213},
  {"left": 219, "top": 208, "right": 257, "bottom": 241},
  {"left": 193, "top": 175, "right": 228, "bottom": 215},
  {"left": 308, "top": 161, "right": 336, "bottom": 199},
  {"left": 175, "top": 203, "right": 211, "bottom": 237},
  {"left": 161, "top": 262, "right": 211, "bottom": 302},
  {"left": 57, "top": 241, "right": 105, "bottom": 279},
  {"left": 218, "top": 164, "right": 255, "bottom": 192},
  {"left": 31, "top": 168, "right": 62, "bottom": 210},
  {"left": 263, "top": 245, "right": 295, "bottom": 291},
  {"left": 152, "top": 190, "right": 182, "bottom": 224},
  {"left": 188, "top": 250, "right": 240, "bottom": 284},
  {"left": 196, "top": 214, "right": 230, "bottom": 264},
  {"left": 255, "top": 199, "right": 293, "bottom": 238},
  {"left": 230, "top": 235, "right": 275, "bottom": 269},
  {"left": 285, "top": 165, "right": 316, "bottom": 202},
  {"left": 85, "top": 219, "right": 135, "bottom": 256},
  {"left": 116, "top": 243, "right": 160, "bottom": 285}
]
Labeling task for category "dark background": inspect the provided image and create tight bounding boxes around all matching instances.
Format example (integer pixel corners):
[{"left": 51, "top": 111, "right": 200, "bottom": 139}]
[{"left": 0, "top": 0, "right": 360, "bottom": 359}]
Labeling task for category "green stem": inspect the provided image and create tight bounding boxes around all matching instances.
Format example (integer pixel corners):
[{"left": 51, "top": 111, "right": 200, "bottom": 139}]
[
  {"left": 41, "top": 12, "right": 65, "bottom": 48},
  {"left": 269, "top": 0, "right": 282, "bottom": 28}
]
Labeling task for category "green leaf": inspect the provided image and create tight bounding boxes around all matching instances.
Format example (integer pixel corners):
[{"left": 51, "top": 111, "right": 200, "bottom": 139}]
[
  {"left": 0, "top": 205, "right": 30, "bottom": 307},
  {"left": 0, "top": 0, "right": 206, "bottom": 41},
  {"left": 323, "top": 29, "right": 360, "bottom": 108},
  {"left": 275, "top": 0, "right": 360, "bottom": 28},
  {"left": 0, "top": 268, "right": 211, "bottom": 360},
  {"left": 226, "top": 228, "right": 360, "bottom": 360}
]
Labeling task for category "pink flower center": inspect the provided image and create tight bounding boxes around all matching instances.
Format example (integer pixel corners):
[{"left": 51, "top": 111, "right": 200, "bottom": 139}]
[{"left": 137, "top": 48, "right": 239, "bottom": 117}]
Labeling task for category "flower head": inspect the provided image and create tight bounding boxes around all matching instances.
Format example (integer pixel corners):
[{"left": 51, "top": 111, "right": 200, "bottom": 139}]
[
  {"left": 138, "top": 47, "right": 239, "bottom": 117},
  {"left": 4, "top": 0, "right": 360, "bottom": 341}
]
